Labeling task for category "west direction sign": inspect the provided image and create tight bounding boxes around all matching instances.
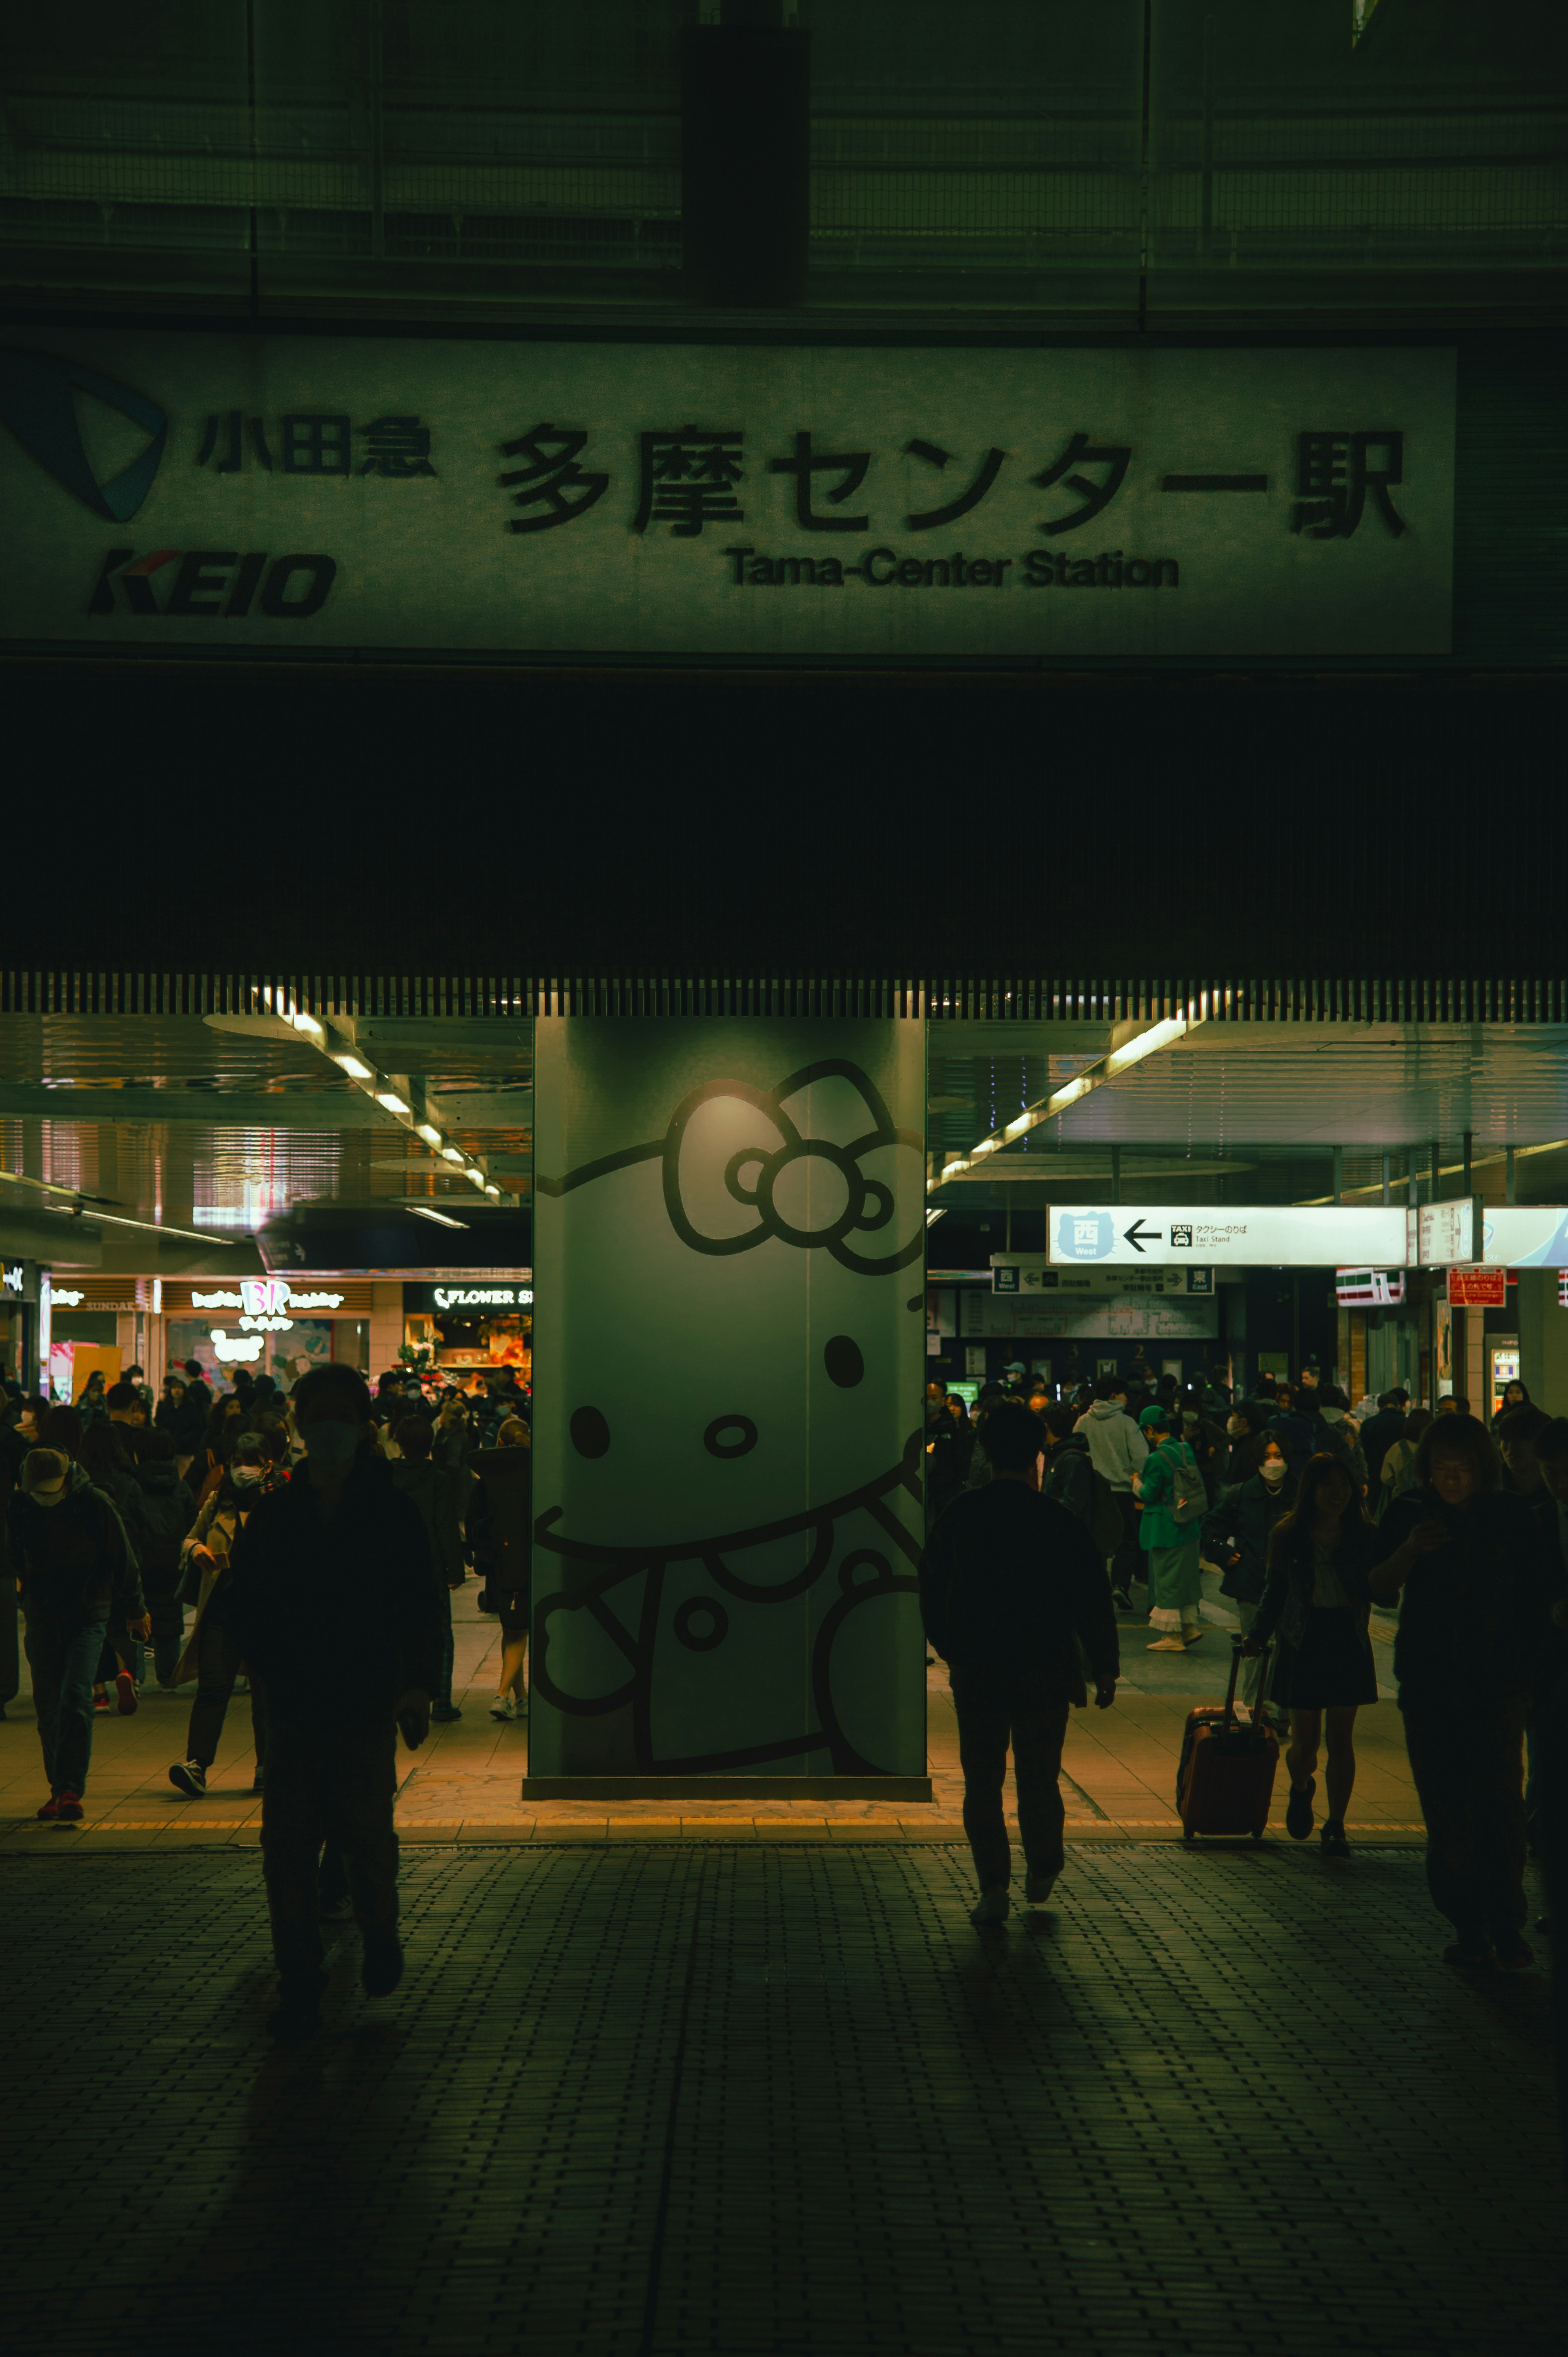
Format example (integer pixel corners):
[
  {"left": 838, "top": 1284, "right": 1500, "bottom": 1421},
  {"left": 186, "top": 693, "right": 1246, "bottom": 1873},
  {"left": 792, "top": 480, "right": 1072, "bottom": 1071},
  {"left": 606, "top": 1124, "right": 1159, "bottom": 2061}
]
[{"left": 1049, "top": 1204, "right": 1412, "bottom": 1269}]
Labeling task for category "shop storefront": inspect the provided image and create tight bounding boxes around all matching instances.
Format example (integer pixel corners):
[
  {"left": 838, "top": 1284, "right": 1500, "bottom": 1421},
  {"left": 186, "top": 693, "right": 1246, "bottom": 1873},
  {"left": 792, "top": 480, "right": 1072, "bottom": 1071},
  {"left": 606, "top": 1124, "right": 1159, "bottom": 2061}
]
[
  {"left": 1, "top": 1256, "right": 38, "bottom": 1393},
  {"left": 403, "top": 1280, "right": 532, "bottom": 1387},
  {"left": 162, "top": 1278, "right": 372, "bottom": 1389}
]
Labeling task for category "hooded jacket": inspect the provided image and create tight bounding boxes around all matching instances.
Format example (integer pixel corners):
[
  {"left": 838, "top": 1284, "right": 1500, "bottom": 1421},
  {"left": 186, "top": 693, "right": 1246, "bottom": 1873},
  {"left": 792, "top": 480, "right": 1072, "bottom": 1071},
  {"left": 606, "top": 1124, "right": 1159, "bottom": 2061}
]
[
  {"left": 8, "top": 1463, "right": 145, "bottom": 1630},
  {"left": 1074, "top": 1399, "right": 1148, "bottom": 1492},
  {"left": 389, "top": 1456, "right": 465, "bottom": 1585}
]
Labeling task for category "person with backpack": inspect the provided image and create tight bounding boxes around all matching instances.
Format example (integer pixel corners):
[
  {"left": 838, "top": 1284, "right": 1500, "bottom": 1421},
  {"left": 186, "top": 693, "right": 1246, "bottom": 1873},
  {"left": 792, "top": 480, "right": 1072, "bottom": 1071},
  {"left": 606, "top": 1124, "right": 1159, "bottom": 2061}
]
[
  {"left": 1134, "top": 1401, "right": 1207, "bottom": 1652},
  {"left": 1042, "top": 1405, "right": 1125, "bottom": 1576}
]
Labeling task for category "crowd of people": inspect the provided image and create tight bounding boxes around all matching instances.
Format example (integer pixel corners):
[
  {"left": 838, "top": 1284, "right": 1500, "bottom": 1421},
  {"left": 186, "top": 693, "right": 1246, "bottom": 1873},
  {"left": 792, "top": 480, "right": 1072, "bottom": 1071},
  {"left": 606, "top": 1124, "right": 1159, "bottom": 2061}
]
[
  {"left": 920, "top": 1364, "right": 1568, "bottom": 1965},
  {"left": 0, "top": 1353, "right": 533, "bottom": 2038}
]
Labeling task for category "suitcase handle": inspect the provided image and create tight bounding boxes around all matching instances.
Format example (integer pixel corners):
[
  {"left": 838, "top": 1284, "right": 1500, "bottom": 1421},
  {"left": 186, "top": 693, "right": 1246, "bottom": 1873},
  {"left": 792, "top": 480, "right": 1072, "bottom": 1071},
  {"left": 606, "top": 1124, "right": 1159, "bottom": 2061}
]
[{"left": 1224, "top": 1633, "right": 1273, "bottom": 1734}]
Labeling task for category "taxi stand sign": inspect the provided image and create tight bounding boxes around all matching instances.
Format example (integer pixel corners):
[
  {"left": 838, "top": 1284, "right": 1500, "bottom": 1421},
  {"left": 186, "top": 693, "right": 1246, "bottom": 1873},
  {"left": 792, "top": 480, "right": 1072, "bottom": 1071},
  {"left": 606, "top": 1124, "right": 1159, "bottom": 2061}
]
[{"left": 1048, "top": 1200, "right": 1486, "bottom": 1270}]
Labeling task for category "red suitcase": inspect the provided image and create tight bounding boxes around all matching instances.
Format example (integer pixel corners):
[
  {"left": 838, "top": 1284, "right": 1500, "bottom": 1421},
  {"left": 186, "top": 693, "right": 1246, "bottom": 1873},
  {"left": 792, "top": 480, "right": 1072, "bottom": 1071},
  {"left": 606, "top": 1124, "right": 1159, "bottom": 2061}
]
[{"left": 1176, "top": 1637, "right": 1279, "bottom": 1842}]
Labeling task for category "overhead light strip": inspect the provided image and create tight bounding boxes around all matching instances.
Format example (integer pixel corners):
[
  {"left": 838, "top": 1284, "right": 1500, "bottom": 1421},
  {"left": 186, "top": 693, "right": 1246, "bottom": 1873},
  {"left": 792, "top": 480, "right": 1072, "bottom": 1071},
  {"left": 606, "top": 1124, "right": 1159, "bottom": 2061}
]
[
  {"left": 929, "top": 1014, "right": 1200, "bottom": 1192},
  {"left": 1296, "top": 1138, "right": 1568, "bottom": 1205}
]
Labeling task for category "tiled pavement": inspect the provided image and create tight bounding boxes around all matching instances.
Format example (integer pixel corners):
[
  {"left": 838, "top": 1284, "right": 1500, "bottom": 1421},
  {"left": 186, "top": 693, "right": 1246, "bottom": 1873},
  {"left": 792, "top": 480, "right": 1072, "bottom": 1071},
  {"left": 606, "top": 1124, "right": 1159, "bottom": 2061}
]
[
  {"left": 1, "top": 1838, "right": 1561, "bottom": 2355},
  {"left": 0, "top": 1581, "right": 1428, "bottom": 1851}
]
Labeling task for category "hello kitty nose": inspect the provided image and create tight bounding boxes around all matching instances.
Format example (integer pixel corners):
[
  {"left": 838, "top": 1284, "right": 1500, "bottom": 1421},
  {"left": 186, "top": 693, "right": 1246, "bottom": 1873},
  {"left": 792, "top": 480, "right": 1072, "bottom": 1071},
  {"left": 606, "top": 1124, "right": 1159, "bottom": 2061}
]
[{"left": 704, "top": 1416, "right": 757, "bottom": 1459}]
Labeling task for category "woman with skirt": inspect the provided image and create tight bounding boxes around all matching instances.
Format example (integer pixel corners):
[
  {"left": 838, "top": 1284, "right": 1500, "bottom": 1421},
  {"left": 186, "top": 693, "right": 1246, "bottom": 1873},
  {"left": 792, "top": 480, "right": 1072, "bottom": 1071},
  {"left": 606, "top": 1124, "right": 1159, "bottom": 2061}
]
[{"left": 1245, "top": 1452, "right": 1380, "bottom": 1858}]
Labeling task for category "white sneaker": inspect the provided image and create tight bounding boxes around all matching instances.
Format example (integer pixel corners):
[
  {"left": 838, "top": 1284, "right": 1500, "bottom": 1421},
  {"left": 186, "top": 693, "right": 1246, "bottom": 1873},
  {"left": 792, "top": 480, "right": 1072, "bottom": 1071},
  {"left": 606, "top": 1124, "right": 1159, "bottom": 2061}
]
[
  {"left": 1023, "top": 1870, "right": 1058, "bottom": 1905},
  {"left": 969, "top": 1888, "right": 1010, "bottom": 1927},
  {"left": 489, "top": 1697, "right": 517, "bottom": 1721}
]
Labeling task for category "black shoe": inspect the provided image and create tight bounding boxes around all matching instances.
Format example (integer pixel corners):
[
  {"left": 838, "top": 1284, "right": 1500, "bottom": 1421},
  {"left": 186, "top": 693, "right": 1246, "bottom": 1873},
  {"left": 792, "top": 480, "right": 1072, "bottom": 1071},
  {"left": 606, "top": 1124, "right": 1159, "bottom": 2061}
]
[
  {"left": 430, "top": 1701, "right": 461, "bottom": 1722},
  {"left": 1285, "top": 1778, "right": 1315, "bottom": 1841},
  {"left": 1111, "top": 1591, "right": 1133, "bottom": 1614},
  {"left": 1321, "top": 1820, "right": 1350, "bottom": 1860},
  {"left": 169, "top": 1760, "right": 207, "bottom": 1798},
  {"left": 1443, "top": 1936, "right": 1494, "bottom": 1969},
  {"left": 1493, "top": 1933, "right": 1536, "bottom": 1971},
  {"left": 362, "top": 1933, "right": 405, "bottom": 1998}
]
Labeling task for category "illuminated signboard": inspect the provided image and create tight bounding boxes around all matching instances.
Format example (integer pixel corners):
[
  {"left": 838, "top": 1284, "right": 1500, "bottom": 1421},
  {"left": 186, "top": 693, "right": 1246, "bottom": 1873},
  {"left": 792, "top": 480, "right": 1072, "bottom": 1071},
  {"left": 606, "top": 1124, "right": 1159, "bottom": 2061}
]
[
  {"left": 1336, "top": 1269, "right": 1405, "bottom": 1308},
  {"left": 432, "top": 1284, "right": 533, "bottom": 1311},
  {"left": 189, "top": 1279, "right": 345, "bottom": 1333}
]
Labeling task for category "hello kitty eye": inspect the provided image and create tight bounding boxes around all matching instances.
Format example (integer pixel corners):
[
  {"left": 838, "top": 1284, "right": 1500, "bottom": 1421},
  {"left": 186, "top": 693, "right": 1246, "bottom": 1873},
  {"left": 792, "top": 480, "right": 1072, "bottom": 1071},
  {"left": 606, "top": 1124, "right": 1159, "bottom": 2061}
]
[
  {"left": 823, "top": 1335, "right": 864, "bottom": 1388},
  {"left": 570, "top": 1406, "right": 610, "bottom": 1458}
]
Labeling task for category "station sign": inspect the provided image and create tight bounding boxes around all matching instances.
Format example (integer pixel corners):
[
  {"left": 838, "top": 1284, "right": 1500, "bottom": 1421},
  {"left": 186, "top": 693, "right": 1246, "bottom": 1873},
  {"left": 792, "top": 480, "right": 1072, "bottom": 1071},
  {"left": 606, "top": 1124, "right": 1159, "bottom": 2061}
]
[
  {"left": 992, "top": 1257, "right": 1213, "bottom": 1297},
  {"left": 1416, "top": 1197, "right": 1482, "bottom": 1267},
  {"left": 1049, "top": 1204, "right": 1410, "bottom": 1269},
  {"left": 0, "top": 333, "right": 1455, "bottom": 661},
  {"left": 1482, "top": 1206, "right": 1568, "bottom": 1267},
  {"left": 1447, "top": 1265, "right": 1508, "bottom": 1308}
]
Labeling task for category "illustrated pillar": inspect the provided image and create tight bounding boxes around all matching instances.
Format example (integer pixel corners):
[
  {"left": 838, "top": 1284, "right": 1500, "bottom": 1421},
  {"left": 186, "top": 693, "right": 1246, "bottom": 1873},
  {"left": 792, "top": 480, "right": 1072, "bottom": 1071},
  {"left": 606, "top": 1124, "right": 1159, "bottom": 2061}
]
[{"left": 528, "top": 1016, "right": 929, "bottom": 1794}]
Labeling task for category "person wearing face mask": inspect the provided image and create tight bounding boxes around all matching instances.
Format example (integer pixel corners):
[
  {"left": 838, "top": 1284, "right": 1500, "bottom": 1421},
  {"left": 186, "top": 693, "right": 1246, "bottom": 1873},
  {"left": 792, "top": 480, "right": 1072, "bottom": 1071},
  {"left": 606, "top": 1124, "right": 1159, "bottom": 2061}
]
[
  {"left": 209, "top": 1365, "right": 443, "bottom": 2040},
  {"left": 166, "top": 1435, "right": 277, "bottom": 1799},
  {"left": 9, "top": 1446, "right": 147, "bottom": 1822},
  {"left": 1371, "top": 1416, "right": 1559, "bottom": 1969},
  {"left": 1223, "top": 1399, "right": 1272, "bottom": 1487},
  {"left": 1202, "top": 1437, "right": 1296, "bottom": 1717}
]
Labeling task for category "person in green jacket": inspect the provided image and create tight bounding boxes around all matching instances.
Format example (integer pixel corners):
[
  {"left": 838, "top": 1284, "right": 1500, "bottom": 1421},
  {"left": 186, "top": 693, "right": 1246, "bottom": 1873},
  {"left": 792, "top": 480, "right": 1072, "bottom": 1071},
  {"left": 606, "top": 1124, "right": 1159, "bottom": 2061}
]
[{"left": 1136, "top": 1403, "right": 1205, "bottom": 1653}]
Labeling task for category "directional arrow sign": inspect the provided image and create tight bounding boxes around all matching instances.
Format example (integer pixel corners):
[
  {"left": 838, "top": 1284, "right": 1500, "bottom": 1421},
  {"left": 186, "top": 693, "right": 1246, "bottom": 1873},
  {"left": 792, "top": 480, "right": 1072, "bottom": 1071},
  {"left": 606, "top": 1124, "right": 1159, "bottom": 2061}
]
[{"left": 1049, "top": 1203, "right": 1411, "bottom": 1269}]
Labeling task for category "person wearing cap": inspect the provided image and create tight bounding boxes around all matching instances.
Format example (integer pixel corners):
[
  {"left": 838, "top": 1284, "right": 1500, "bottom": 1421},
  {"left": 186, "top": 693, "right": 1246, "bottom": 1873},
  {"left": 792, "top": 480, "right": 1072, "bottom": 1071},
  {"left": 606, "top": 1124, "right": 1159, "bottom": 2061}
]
[
  {"left": 1134, "top": 1403, "right": 1206, "bottom": 1652},
  {"left": 9, "top": 1445, "right": 148, "bottom": 1822}
]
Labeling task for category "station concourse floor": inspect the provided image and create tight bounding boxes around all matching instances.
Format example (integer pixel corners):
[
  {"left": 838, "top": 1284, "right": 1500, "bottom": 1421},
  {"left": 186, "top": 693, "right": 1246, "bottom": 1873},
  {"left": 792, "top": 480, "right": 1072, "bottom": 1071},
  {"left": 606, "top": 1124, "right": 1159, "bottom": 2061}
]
[
  {"left": 0, "top": 1577, "right": 1422, "bottom": 1851},
  {"left": 3, "top": 1587, "right": 1564, "bottom": 2355}
]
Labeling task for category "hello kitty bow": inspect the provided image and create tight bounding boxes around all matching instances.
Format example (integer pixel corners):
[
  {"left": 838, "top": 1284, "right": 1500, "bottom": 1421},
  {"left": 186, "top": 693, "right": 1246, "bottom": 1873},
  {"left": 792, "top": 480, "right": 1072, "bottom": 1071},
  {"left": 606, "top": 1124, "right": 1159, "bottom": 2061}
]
[{"left": 539, "top": 1058, "right": 925, "bottom": 1277}]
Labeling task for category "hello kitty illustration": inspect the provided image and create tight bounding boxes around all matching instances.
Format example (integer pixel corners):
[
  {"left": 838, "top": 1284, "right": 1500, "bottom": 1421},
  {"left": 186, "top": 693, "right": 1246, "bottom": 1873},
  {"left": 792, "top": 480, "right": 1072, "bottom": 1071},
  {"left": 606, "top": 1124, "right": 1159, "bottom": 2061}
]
[{"left": 529, "top": 1026, "right": 927, "bottom": 1779}]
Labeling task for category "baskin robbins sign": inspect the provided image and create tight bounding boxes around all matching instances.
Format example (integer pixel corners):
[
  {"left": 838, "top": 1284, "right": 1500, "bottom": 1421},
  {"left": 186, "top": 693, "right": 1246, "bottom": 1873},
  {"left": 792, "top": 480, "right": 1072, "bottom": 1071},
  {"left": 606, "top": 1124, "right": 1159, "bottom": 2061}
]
[{"left": 0, "top": 335, "right": 1454, "bottom": 659}]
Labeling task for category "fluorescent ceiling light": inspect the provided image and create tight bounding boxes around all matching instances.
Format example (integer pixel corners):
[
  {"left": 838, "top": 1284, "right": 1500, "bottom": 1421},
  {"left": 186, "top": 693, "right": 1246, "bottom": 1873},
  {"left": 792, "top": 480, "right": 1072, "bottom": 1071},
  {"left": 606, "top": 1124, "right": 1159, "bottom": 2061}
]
[
  {"left": 376, "top": 1091, "right": 411, "bottom": 1116},
  {"left": 441, "top": 1146, "right": 465, "bottom": 1164},
  {"left": 483, "top": 1183, "right": 501, "bottom": 1198},
  {"left": 335, "top": 1054, "right": 374, "bottom": 1081},
  {"left": 406, "top": 1204, "right": 469, "bottom": 1230},
  {"left": 931, "top": 1013, "right": 1202, "bottom": 1189},
  {"left": 464, "top": 1167, "right": 488, "bottom": 1188},
  {"left": 289, "top": 1011, "right": 323, "bottom": 1036},
  {"left": 415, "top": 1124, "right": 442, "bottom": 1148},
  {"left": 926, "top": 1207, "right": 947, "bottom": 1226}
]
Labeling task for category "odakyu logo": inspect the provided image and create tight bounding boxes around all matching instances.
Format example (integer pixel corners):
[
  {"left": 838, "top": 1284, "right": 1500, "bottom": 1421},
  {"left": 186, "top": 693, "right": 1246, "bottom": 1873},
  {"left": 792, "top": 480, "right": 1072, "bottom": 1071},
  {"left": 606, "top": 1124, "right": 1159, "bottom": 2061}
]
[
  {"left": 0, "top": 346, "right": 167, "bottom": 520},
  {"left": 1056, "top": 1209, "right": 1114, "bottom": 1261}
]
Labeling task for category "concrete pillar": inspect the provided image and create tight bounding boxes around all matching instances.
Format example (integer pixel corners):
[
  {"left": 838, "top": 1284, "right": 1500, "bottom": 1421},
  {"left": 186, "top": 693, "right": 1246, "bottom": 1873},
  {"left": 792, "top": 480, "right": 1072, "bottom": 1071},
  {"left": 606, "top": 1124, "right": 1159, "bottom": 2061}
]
[
  {"left": 1517, "top": 1269, "right": 1568, "bottom": 1411},
  {"left": 368, "top": 1282, "right": 405, "bottom": 1380},
  {"left": 529, "top": 1015, "right": 927, "bottom": 1795}
]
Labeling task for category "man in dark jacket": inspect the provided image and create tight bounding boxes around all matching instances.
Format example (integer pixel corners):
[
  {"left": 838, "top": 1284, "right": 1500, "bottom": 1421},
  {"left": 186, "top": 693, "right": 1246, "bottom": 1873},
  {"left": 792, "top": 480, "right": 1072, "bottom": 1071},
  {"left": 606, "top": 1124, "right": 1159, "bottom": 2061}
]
[
  {"left": 389, "top": 1416, "right": 466, "bottom": 1721},
  {"left": 920, "top": 1400, "right": 1119, "bottom": 1925},
  {"left": 214, "top": 1365, "right": 443, "bottom": 2040},
  {"left": 9, "top": 1447, "right": 147, "bottom": 1819},
  {"left": 0, "top": 1412, "right": 27, "bottom": 1718},
  {"left": 130, "top": 1429, "right": 198, "bottom": 1687},
  {"left": 1357, "top": 1390, "right": 1410, "bottom": 1492},
  {"left": 923, "top": 1380, "right": 966, "bottom": 1532}
]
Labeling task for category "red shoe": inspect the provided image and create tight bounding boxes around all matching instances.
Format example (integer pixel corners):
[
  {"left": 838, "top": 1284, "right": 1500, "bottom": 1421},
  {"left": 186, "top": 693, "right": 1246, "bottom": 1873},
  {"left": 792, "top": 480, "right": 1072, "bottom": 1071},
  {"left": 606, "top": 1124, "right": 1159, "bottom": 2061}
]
[
  {"left": 93, "top": 1691, "right": 111, "bottom": 1714},
  {"left": 114, "top": 1670, "right": 138, "bottom": 1715},
  {"left": 55, "top": 1792, "right": 84, "bottom": 1822},
  {"left": 36, "top": 1795, "right": 60, "bottom": 1820}
]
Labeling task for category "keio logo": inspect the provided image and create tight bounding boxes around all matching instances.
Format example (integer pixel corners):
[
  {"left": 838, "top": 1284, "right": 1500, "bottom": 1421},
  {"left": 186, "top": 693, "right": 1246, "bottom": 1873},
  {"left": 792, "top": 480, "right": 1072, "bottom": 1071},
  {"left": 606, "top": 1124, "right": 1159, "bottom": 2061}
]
[{"left": 87, "top": 549, "right": 337, "bottom": 618}]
